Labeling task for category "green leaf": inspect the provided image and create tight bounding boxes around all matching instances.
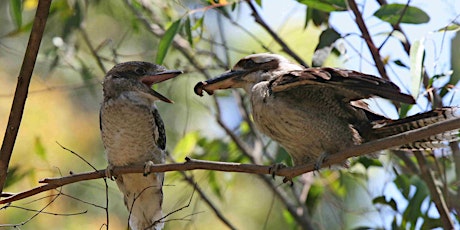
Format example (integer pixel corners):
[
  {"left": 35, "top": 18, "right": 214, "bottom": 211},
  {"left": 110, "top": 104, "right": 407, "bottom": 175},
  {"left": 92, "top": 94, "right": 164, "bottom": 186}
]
[
  {"left": 298, "top": 0, "right": 346, "bottom": 12},
  {"left": 156, "top": 19, "right": 181, "bottom": 65},
  {"left": 374, "top": 4, "right": 430, "bottom": 25},
  {"left": 373, "top": 196, "right": 398, "bottom": 211},
  {"left": 9, "top": 0, "right": 22, "bottom": 29},
  {"left": 34, "top": 136, "right": 47, "bottom": 160},
  {"left": 437, "top": 24, "right": 460, "bottom": 33},
  {"left": 355, "top": 157, "right": 382, "bottom": 168},
  {"left": 79, "top": 61, "right": 97, "bottom": 96},
  {"left": 208, "top": 171, "right": 223, "bottom": 199},
  {"left": 409, "top": 38, "right": 425, "bottom": 100},
  {"left": 393, "top": 59, "right": 408, "bottom": 68},
  {"left": 192, "top": 16, "right": 204, "bottom": 31},
  {"left": 420, "top": 217, "right": 442, "bottom": 229},
  {"left": 173, "top": 131, "right": 199, "bottom": 159},
  {"left": 305, "top": 183, "right": 325, "bottom": 209},
  {"left": 312, "top": 28, "right": 341, "bottom": 66},
  {"left": 184, "top": 16, "right": 193, "bottom": 47},
  {"left": 394, "top": 174, "right": 411, "bottom": 198},
  {"left": 4, "top": 166, "right": 32, "bottom": 189},
  {"left": 403, "top": 176, "right": 429, "bottom": 225}
]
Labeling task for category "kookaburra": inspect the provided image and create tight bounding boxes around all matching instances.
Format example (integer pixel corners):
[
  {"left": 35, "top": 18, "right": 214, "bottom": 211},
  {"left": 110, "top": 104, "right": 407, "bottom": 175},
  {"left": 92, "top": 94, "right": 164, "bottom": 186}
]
[
  {"left": 194, "top": 53, "right": 459, "bottom": 166},
  {"left": 100, "top": 61, "right": 182, "bottom": 230}
]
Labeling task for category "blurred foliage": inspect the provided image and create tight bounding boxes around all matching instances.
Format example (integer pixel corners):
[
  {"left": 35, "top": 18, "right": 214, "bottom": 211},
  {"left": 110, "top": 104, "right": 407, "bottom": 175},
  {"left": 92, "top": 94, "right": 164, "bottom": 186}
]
[{"left": 0, "top": 0, "right": 459, "bottom": 229}]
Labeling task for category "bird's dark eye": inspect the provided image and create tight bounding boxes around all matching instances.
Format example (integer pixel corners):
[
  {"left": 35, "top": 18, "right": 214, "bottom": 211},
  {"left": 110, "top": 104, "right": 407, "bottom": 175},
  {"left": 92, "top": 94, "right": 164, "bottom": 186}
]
[
  {"left": 243, "top": 59, "right": 256, "bottom": 69},
  {"left": 134, "top": 67, "right": 146, "bottom": 75}
]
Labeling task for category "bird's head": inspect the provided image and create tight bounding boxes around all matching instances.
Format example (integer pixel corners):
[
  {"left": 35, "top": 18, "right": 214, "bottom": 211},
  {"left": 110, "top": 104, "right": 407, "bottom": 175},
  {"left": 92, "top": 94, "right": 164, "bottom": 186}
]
[
  {"left": 194, "top": 53, "right": 303, "bottom": 96},
  {"left": 103, "top": 61, "right": 182, "bottom": 103}
]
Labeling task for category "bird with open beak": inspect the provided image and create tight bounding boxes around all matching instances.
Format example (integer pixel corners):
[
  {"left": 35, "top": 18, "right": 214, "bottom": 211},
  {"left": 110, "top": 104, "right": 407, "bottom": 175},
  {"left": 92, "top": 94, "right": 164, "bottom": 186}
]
[
  {"left": 101, "top": 61, "right": 182, "bottom": 230},
  {"left": 194, "top": 53, "right": 459, "bottom": 169}
]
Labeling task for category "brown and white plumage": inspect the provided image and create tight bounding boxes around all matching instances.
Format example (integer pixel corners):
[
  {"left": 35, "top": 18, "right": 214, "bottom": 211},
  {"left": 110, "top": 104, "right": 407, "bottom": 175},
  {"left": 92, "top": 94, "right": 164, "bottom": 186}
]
[
  {"left": 194, "top": 53, "right": 459, "bottom": 166},
  {"left": 101, "top": 61, "right": 181, "bottom": 230}
]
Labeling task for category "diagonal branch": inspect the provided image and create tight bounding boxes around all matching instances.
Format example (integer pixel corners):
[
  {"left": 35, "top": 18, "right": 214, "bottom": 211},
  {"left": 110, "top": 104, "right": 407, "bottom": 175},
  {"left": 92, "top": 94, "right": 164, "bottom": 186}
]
[
  {"left": 1, "top": 116, "right": 458, "bottom": 205},
  {"left": 413, "top": 151, "right": 454, "bottom": 229},
  {"left": 246, "top": 0, "right": 309, "bottom": 67},
  {"left": 0, "top": 0, "right": 52, "bottom": 194},
  {"left": 347, "top": 0, "right": 389, "bottom": 80}
]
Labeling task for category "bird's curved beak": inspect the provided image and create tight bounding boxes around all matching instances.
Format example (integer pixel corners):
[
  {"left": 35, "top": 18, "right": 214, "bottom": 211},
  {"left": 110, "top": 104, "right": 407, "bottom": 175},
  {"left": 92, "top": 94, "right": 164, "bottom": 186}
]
[
  {"left": 141, "top": 70, "right": 183, "bottom": 103},
  {"left": 194, "top": 70, "right": 246, "bottom": 96}
]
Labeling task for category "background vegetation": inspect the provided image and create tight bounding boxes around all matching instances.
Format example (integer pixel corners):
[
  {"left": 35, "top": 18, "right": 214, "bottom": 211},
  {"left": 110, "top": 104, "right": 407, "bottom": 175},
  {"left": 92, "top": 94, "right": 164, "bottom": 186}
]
[{"left": 0, "top": 0, "right": 459, "bottom": 229}]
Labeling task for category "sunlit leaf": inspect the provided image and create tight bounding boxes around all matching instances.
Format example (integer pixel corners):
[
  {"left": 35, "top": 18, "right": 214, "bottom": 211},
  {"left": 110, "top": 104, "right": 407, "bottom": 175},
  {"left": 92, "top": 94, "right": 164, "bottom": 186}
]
[
  {"left": 34, "top": 136, "right": 47, "bottom": 160},
  {"left": 298, "top": 0, "right": 346, "bottom": 12},
  {"left": 156, "top": 19, "right": 181, "bottom": 65},
  {"left": 192, "top": 16, "right": 204, "bottom": 31},
  {"left": 282, "top": 209, "right": 295, "bottom": 225},
  {"left": 374, "top": 4, "right": 429, "bottom": 25},
  {"left": 208, "top": 171, "right": 223, "bottom": 199},
  {"left": 376, "top": 30, "right": 407, "bottom": 44},
  {"left": 174, "top": 131, "right": 199, "bottom": 159},
  {"left": 436, "top": 24, "right": 460, "bottom": 33},
  {"left": 409, "top": 38, "right": 425, "bottom": 100},
  {"left": 9, "top": 0, "right": 22, "bottom": 29}
]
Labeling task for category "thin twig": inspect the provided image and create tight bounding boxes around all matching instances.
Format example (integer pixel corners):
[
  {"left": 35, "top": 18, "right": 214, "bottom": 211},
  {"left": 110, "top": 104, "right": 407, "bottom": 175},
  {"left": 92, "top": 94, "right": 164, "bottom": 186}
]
[
  {"left": 347, "top": 0, "right": 389, "bottom": 80},
  {"left": 246, "top": 0, "right": 309, "bottom": 67},
  {"left": 413, "top": 151, "right": 454, "bottom": 229}
]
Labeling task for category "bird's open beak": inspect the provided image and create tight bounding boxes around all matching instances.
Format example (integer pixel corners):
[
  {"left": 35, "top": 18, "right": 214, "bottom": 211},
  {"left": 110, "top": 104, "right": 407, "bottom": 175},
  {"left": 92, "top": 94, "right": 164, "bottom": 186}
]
[
  {"left": 141, "top": 70, "right": 183, "bottom": 103},
  {"left": 194, "top": 70, "right": 246, "bottom": 96}
]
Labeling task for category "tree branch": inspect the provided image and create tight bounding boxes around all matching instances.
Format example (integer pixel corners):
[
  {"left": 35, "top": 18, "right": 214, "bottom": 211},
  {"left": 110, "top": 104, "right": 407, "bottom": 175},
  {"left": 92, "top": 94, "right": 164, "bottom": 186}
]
[
  {"left": 246, "top": 0, "right": 309, "bottom": 67},
  {"left": 413, "top": 151, "right": 454, "bottom": 229},
  {"left": 347, "top": 0, "right": 389, "bottom": 80},
  {"left": 1, "top": 116, "right": 458, "bottom": 205},
  {"left": 0, "top": 0, "right": 52, "bottom": 194}
]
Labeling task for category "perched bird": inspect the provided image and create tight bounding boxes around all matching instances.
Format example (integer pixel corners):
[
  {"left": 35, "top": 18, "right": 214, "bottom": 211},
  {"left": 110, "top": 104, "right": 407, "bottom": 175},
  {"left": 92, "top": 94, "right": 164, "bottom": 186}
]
[
  {"left": 194, "top": 53, "right": 459, "bottom": 167},
  {"left": 101, "top": 61, "right": 182, "bottom": 230}
]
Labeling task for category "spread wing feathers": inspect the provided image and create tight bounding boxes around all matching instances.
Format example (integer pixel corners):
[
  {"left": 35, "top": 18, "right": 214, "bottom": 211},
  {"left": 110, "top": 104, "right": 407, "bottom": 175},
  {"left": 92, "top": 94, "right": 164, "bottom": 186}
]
[
  {"left": 373, "top": 107, "right": 460, "bottom": 150},
  {"left": 269, "top": 67, "right": 415, "bottom": 104}
]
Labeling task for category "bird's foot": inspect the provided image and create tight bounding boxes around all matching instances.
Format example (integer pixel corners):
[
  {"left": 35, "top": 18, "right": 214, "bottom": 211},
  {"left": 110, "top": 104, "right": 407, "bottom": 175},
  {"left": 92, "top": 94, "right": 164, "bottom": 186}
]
[
  {"left": 314, "top": 152, "right": 329, "bottom": 171},
  {"left": 268, "top": 163, "right": 293, "bottom": 186},
  {"left": 105, "top": 165, "right": 115, "bottom": 180},
  {"left": 143, "top": 161, "right": 155, "bottom": 176}
]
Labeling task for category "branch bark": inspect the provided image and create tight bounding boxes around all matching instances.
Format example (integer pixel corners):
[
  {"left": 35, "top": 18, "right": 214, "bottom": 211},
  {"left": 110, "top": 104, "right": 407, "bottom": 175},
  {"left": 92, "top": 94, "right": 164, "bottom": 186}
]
[
  {"left": 1, "top": 116, "right": 458, "bottom": 205},
  {"left": 0, "top": 0, "right": 52, "bottom": 194}
]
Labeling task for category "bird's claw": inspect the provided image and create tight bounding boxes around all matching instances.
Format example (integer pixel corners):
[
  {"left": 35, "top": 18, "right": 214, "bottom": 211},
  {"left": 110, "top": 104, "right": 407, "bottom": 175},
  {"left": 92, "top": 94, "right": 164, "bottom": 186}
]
[
  {"left": 105, "top": 165, "right": 115, "bottom": 180},
  {"left": 143, "top": 161, "right": 155, "bottom": 176},
  {"left": 268, "top": 163, "right": 286, "bottom": 179},
  {"left": 314, "top": 152, "right": 329, "bottom": 171},
  {"left": 269, "top": 163, "right": 293, "bottom": 185}
]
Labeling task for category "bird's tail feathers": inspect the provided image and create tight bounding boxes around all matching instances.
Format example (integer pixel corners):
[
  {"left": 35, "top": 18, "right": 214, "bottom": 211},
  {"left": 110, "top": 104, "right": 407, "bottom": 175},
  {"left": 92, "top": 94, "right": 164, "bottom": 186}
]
[{"left": 372, "top": 107, "right": 459, "bottom": 150}]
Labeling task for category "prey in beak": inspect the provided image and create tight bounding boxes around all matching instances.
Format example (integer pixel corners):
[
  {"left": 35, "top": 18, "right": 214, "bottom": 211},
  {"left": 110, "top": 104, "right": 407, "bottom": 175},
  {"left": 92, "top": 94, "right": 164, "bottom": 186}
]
[{"left": 194, "top": 70, "right": 247, "bottom": 96}]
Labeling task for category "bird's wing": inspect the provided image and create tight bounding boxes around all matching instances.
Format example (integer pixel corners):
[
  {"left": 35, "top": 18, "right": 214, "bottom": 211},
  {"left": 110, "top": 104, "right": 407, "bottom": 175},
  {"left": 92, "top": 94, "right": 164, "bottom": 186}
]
[{"left": 269, "top": 67, "right": 415, "bottom": 104}]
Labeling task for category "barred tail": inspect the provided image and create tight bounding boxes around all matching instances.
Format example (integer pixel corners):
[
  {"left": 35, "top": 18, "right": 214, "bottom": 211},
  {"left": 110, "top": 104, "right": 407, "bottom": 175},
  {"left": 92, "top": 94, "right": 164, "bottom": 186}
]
[{"left": 373, "top": 107, "right": 459, "bottom": 150}]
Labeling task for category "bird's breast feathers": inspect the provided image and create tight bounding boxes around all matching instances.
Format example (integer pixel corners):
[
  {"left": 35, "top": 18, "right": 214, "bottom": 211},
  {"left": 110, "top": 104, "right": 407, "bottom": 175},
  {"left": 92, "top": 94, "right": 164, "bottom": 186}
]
[{"left": 101, "top": 92, "right": 165, "bottom": 166}]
